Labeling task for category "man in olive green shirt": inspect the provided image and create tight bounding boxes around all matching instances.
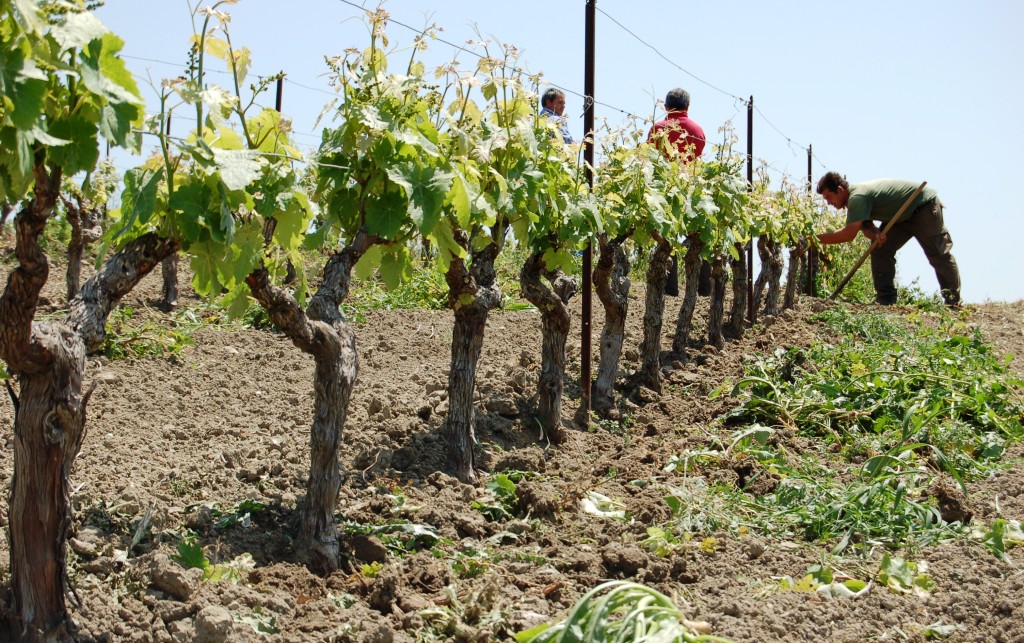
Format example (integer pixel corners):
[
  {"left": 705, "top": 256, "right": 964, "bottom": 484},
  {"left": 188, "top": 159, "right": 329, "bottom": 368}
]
[{"left": 815, "top": 172, "right": 961, "bottom": 306}]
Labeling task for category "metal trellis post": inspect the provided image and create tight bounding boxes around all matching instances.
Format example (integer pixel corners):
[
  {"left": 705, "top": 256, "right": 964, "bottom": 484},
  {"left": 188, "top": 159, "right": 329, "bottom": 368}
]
[
  {"left": 580, "top": 0, "right": 596, "bottom": 418},
  {"left": 746, "top": 95, "right": 754, "bottom": 324}
]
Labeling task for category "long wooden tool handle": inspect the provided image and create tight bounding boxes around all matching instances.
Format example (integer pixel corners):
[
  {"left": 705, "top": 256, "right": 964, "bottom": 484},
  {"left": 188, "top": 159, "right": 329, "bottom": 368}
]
[{"left": 828, "top": 181, "right": 927, "bottom": 301}]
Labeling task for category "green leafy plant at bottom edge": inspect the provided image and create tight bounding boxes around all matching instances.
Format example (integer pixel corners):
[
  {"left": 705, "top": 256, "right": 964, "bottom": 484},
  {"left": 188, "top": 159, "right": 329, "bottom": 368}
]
[
  {"left": 974, "top": 518, "right": 1024, "bottom": 562},
  {"left": 235, "top": 606, "right": 281, "bottom": 635},
  {"left": 171, "top": 532, "right": 254, "bottom": 584},
  {"left": 877, "top": 553, "right": 935, "bottom": 596},
  {"left": 775, "top": 563, "right": 870, "bottom": 600},
  {"left": 515, "top": 580, "right": 733, "bottom": 643}
]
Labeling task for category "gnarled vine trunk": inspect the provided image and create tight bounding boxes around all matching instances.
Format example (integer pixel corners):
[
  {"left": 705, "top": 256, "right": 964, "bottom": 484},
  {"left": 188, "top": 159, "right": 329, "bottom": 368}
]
[
  {"left": 762, "top": 238, "right": 785, "bottom": 317},
  {"left": 706, "top": 255, "right": 728, "bottom": 349},
  {"left": 697, "top": 259, "right": 712, "bottom": 296},
  {"left": 726, "top": 241, "right": 748, "bottom": 339},
  {"left": 161, "top": 254, "right": 179, "bottom": 311},
  {"left": 62, "top": 197, "right": 103, "bottom": 303},
  {"left": 520, "top": 253, "right": 577, "bottom": 444},
  {"left": 444, "top": 241, "right": 502, "bottom": 482},
  {"left": 592, "top": 235, "right": 631, "bottom": 419},
  {"left": 0, "top": 201, "right": 12, "bottom": 232},
  {"left": 783, "top": 244, "right": 805, "bottom": 310},
  {"left": 1, "top": 164, "right": 177, "bottom": 641},
  {"left": 752, "top": 236, "right": 771, "bottom": 313},
  {"left": 638, "top": 235, "right": 673, "bottom": 392},
  {"left": 672, "top": 239, "right": 704, "bottom": 358},
  {"left": 245, "top": 231, "right": 376, "bottom": 575}
]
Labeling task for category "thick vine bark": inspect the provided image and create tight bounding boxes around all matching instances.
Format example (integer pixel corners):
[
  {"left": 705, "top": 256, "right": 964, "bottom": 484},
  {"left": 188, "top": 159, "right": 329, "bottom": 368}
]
[
  {"left": 160, "top": 254, "right": 179, "bottom": 311},
  {"left": 783, "top": 244, "right": 805, "bottom": 310},
  {"left": 1, "top": 201, "right": 12, "bottom": 232},
  {"left": 444, "top": 239, "right": 502, "bottom": 483},
  {"left": 591, "top": 234, "right": 631, "bottom": 419},
  {"left": 762, "top": 238, "right": 785, "bottom": 317},
  {"left": 245, "top": 230, "right": 376, "bottom": 575},
  {"left": 1, "top": 163, "right": 178, "bottom": 641},
  {"left": 697, "top": 259, "right": 712, "bottom": 296},
  {"left": 671, "top": 239, "right": 704, "bottom": 358},
  {"left": 706, "top": 255, "right": 728, "bottom": 349},
  {"left": 638, "top": 235, "right": 673, "bottom": 392},
  {"left": 726, "top": 242, "right": 748, "bottom": 339},
  {"left": 520, "top": 253, "right": 576, "bottom": 444},
  {"left": 62, "top": 196, "right": 103, "bottom": 303},
  {"left": 751, "top": 237, "right": 771, "bottom": 313}
]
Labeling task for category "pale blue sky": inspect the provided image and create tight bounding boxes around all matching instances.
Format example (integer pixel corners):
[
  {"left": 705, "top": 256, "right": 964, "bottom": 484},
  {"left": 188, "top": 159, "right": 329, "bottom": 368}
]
[{"left": 95, "top": 1, "right": 1024, "bottom": 303}]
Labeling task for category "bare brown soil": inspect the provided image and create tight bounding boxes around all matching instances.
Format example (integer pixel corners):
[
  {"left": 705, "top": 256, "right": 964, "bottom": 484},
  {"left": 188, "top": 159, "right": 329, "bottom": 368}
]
[{"left": 1, "top": 260, "right": 1023, "bottom": 643}]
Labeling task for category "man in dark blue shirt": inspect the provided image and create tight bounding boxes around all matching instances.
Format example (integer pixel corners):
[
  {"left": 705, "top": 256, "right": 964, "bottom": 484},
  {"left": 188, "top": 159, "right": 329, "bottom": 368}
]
[{"left": 540, "top": 88, "right": 573, "bottom": 144}]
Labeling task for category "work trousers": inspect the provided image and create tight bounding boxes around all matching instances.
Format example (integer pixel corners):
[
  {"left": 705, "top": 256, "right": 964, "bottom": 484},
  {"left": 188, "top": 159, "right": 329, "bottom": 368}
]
[{"left": 870, "top": 198, "right": 961, "bottom": 306}]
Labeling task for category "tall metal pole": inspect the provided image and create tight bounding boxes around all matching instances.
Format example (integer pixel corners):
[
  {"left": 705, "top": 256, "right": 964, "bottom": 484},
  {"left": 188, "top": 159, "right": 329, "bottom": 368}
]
[
  {"left": 581, "top": 0, "right": 596, "bottom": 417},
  {"left": 806, "top": 144, "right": 817, "bottom": 296},
  {"left": 807, "top": 144, "right": 813, "bottom": 190},
  {"left": 275, "top": 73, "right": 284, "bottom": 113},
  {"left": 746, "top": 96, "right": 754, "bottom": 323}
]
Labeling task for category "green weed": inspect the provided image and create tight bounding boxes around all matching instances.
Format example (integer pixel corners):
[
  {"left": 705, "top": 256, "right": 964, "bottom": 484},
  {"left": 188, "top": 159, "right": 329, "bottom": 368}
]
[
  {"left": 101, "top": 306, "right": 195, "bottom": 360},
  {"left": 471, "top": 473, "right": 519, "bottom": 522},
  {"left": 517, "top": 581, "right": 730, "bottom": 643},
  {"left": 171, "top": 531, "right": 255, "bottom": 584},
  {"left": 340, "top": 520, "right": 442, "bottom": 555}
]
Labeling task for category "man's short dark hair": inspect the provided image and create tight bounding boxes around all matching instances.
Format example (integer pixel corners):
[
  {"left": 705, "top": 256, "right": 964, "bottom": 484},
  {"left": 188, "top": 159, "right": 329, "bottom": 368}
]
[
  {"left": 664, "top": 88, "right": 691, "bottom": 111},
  {"left": 816, "top": 171, "right": 849, "bottom": 195},
  {"left": 542, "top": 88, "right": 564, "bottom": 109}
]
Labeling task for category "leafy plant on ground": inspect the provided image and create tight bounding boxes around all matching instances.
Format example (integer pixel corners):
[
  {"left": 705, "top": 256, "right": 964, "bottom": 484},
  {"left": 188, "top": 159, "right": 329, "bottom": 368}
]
[
  {"left": 340, "top": 519, "right": 442, "bottom": 555},
  {"left": 774, "top": 563, "right": 869, "bottom": 599},
  {"left": 516, "top": 581, "right": 730, "bottom": 643},
  {"left": 876, "top": 552, "right": 935, "bottom": 595},
  {"left": 209, "top": 499, "right": 266, "bottom": 530},
  {"left": 101, "top": 306, "right": 195, "bottom": 360},
  {"left": 708, "top": 305, "right": 1024, "bottom": 550},
  {"left": 471, "top": 473, "right": 519, "bottom": 522},
  {"left": 360, "top": 561, "right": 384, "bottom": 578},
  {"left": 451, "top": 547, "right": 492, "bottom": 579},
  {"left": 234, "top": 606, "right": 281, "bottom": 635},
  {"left": 171, "top": 531, "right": 255, "bottom": 584},
  {"left": 974, "top": 518, "right": 1024, "bottom": 562}
]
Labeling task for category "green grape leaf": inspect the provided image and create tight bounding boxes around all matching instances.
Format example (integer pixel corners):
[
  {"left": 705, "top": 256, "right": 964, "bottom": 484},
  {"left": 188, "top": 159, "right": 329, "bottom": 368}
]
[
  {"left": 363, "top": 187, "right": 406, "bottom": 238},
  {"left": 46, "top": 113, "right": 99, "bottom": 176},
  {"left": 12, "top": 0, "right": 46, "bottom": 34},
  {"left": 272, "top": 198, "right": 311, "bottom": 252},
  {"left": 428, "top": 219, "right": 465, "bottom": 273},
  {"left": 78, "top": 36, "right": 141, "bottom": 105},
  {"left": 213, "top": 149, "right": 265, "bottom": 191},
  {"left": 354, "top": 244, "right": 383, "bottom": 280},
  {"left": 51, "top": 11, "right": 107, "bottom": 50},
  {"left": 168, "top": 180, "right": 214, "bottom": 242},
  {"left": 190, "top": 240, "right": 223, "bottom": 298},
  {"left": 221, "top": 285, "right": 254, "bottom": 320},
  {"left": 445, "top": 172, "right": 472, "bottom": 229},
  {"left": 10, "top": 77, "right": 46, "bottom": 130},
  {"left": 541, "top": 247, "right": 575, "bottom": 275},
  {"left": 379, "top": 246, "right": 411, "bottom": 290},
  {"left": 215, "top": 182, "right": 236, "bottom": 244},
  {"left": 386, "top": 161, "right": 452, "bottom": 234},
  {"left": 218, "top": 221, "right": 263, "bottom": 288},
  {"left": 99, "top": 101, "right": 141, "bottom": 151},
  {"left": 117, "top": 167, "right": 161, "bottom": 236}
]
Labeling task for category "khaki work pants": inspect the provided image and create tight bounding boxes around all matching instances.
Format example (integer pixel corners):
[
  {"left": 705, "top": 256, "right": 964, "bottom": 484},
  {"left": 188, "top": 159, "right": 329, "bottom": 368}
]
[{"left": 870, "top": 199, "right": 961, "bottom": 306}]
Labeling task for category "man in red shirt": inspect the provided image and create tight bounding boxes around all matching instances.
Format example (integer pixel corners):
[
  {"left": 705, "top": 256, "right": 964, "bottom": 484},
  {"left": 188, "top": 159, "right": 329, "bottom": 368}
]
[
  {"left": 648, "top": 88, "right": 706, "bottom": 296},
  {"left": 647, "top": 88, "right": 706, "bottom": 162}
]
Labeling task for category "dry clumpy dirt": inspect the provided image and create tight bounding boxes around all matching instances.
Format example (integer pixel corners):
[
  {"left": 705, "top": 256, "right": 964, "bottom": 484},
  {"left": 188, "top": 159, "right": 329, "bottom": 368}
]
[{"left": 1, "top": 259, "right": 1023, "bottom": 643}]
